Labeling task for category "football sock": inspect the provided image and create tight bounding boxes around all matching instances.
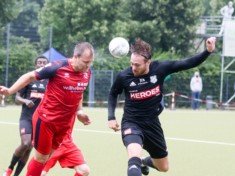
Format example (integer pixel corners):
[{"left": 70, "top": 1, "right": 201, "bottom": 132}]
[
  {"left": 127, "top": 157, "right": 142, "bottom": 176},
  {"left": 142, "top": 156, "right": 158, "bottom": 170},
  {"left": 8, "top": 154, "right": 20, "bottom": 170},
  {"left": 13, "top": 160, "right": 26, "bottom": 176},
  {"left": 26, "top": 158, "right": 44, "bottom": 176}
]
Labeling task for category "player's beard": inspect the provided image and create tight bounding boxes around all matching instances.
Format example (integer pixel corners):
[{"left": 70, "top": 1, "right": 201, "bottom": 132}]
[{"left": 132, "top": 68, "right": 147, "bottom": 76}]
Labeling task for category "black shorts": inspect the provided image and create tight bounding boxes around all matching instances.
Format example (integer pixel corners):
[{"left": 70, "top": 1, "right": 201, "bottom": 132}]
[
  {"left": 19, "top": 119, "right": 32, "bottom": 135},
  {"left": 121, "top": 118, "right": 168, "bottom": 159}
]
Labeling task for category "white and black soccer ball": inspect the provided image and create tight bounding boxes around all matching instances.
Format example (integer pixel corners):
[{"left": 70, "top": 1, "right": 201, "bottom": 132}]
[{"left": 109, "top": 37, "right": 130, "bottom": 58}]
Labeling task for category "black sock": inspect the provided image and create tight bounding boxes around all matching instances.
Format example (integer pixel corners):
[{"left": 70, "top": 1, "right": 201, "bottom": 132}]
[
  {"left": 8, "top": 154, "right": 20, "bottom": 170},
  {"left": 127, "top": 157, "right": 142, "bottom": 176},
  {"left": 13, "top": 160, "right": 26, "bottom": 176},
  {"left": 142, "top": 156, "right": 156, "bottom": 169}
]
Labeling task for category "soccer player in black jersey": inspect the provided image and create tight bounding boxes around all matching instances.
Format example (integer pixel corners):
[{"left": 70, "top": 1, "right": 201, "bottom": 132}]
[
  {"left": 3, "top": 56, "right": 48, "bottom": 176},
  {"left": 108, "top": 37, "right": 216, "bottom": 176}
]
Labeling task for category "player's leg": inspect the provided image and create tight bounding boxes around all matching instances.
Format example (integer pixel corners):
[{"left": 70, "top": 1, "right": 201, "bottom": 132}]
[
  {"left": 13, "top": 146, "right": 32, "bottom": 176},
  {"left": 142, "top": 156, "right": 169, "bottom": 172},
  {"left": 13, "top": 119, "right": 33, "bottom": 176},
  {"left": 3, "top": 120, "right": 32, "bottom": 176},
  {"left": 26, "top": 150, "right": 50, "bottom": 176},
  {"left": 58, "top": 142, "right": 90, "bottom": 176},
  {"left": 25, "top": 115, "right": 53, "bottom": 176},
  {"left": 41, "top": 145, "right": 62, "bottom": 176},
  {"left": 126, "top": 141, "right": 143, "bottom": 176},
  {"left": 122, "top": 121, "right": 144, "bottom": 176},
  {"left": 141, "top": 117, "right": 169, "bottom": 174},
  {"left": 41, "top": 155, "right": 59, "bottom": 176}
]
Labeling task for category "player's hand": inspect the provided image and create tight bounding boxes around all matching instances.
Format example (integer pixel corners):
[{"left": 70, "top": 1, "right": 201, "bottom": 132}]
[
  {"left": 25, "top": 99, "right": 35, "bottom": 108},
  {"left": 206, "top": 37, "right": 216, "bottom": 53},
  {"left": 0, "top": 86, "right": 10, "bottom": 96},
  {"left": 77, "top": 113, "right": 91, "bottom": 125},
  {"left": 108, "top": 120, "right": 120, "bottom": 132}
]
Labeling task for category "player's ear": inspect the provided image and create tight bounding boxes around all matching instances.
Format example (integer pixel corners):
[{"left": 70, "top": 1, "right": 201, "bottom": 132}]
[
  {"left": 73, "top": 55, "right": 79, "bottom": 59},
  {"left": 146, "top": 59, "right": 151, "bottom": 65}
]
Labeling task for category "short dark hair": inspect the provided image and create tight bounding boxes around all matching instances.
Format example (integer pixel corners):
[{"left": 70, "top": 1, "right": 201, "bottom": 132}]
[
  {"left": 74, "top": 42, "right": 94, "bottom": 59},
  {"left": 130, "top": 38, "right": 152, "bottom": 60},
  {"left": 34, "top": 55, "right": 49, "bottom": 65}
]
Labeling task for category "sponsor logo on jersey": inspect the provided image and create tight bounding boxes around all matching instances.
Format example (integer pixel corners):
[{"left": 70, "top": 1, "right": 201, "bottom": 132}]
[
  {"left": 150, "top": 75, "right": 157, "bottom": 83},
  {"left": 77, "top": 82, "right": 88, "bottom": 87},
  {"left": 63, "top": 86, "right": 87, "bottom": 92},
  {"left": 138, "top": 78, "right": 147, "bottom": 85},
  {"left": 130, "top": 85, "right": 160, "bottom": 100},
  {"left": 130, "top": 81, "right": 136, "bottom": 87},
  {"left": 30, "top": 92, "right": 44, "bottom": 99}
]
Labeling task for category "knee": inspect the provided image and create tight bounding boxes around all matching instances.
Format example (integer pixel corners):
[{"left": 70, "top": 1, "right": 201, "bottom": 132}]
[
  {"left": 157, "top": 163, "right": 169, "bottom": 172},
  {"left": 152, "top": 158, "right": 169, "bottom": 172},
  {"left": 21, "top": 141, "right": 32, "bottom": 151},
  {"left": 76, "top": 165, "right": 90, "bottom": 176},
  {"left": 81, "top": 167, "right": 90, "bottom": 176},
  {"left": 34, "top": 152, "right": 49, "bottom": 164}
]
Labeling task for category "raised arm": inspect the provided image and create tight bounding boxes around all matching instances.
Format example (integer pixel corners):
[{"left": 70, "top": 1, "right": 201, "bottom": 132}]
[
  {"left": 162, "top": 37, "right": 216, "bottom": 75},
  {"left": 0, "top": 71, "right": 36, "bottom": 96}
]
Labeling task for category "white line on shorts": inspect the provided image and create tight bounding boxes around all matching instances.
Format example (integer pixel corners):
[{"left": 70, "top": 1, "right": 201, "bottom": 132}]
[{"left": 1, "top": 121, "right": 235, "bottom": 147}]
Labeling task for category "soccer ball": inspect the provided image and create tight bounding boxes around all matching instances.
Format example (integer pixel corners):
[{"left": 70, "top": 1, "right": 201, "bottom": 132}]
[{"left": 109, "top": 37, "right": 129, "bottom": 58}]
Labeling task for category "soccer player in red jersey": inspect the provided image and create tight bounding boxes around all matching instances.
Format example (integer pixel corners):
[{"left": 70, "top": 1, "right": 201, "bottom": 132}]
[{"left": 0, "top": 42, "right": 94, "bottom": 176}]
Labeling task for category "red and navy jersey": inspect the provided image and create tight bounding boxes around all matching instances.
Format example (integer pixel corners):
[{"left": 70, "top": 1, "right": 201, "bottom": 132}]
[
  {"left": 19, "top": 79, "right": 47, "bottom": 120},
  {"left": 108, "top": 50, "right": 211, "bottom": 120},
  {"left": 35, "top": 59, "right": 91, "bottom": 127}
]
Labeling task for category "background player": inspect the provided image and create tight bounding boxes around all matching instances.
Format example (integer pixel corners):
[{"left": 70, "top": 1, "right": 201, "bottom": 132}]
[
  {"left": 0, "top": 42, "right": 94, "bottom": 176},
  {"left": 3, "top": 56, "right": 48, "bottom": 176},
  {"left": 108, "top": 37, "right": 216, "bottom": 176}
]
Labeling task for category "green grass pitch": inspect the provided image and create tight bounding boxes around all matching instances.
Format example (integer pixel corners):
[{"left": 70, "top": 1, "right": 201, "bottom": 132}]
[{"left": 0, "top": 106, "right": 235, "bottom": 176}]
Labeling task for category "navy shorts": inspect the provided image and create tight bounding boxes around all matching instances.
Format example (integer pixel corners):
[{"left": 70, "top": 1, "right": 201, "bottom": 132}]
[
  {"left": 121, "top": 118, "right": 168, "bottom": 159},
  {"left": 19, "top": 119, "right": 32, "bottom": 135}
]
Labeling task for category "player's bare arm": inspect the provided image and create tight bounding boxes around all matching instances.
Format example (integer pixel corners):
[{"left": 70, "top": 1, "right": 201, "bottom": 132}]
[
  {"left": 15, "top": 92, "right": 35, "bottom": 108},
  {"left": 76, "top": 97, "right": 91, "bottom": 125},
  {"left": 0, "top": 71, "right": 36, "bottom": 96}
]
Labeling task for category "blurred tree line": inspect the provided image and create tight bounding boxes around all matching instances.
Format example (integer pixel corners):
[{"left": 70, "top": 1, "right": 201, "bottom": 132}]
[{"left": 0, "top": 0, "right": 233, "bottom": 103}]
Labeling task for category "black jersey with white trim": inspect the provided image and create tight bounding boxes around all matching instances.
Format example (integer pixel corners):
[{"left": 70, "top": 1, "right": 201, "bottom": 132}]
[
  {"left": 20, "top": 79, "right": 48, "bottom": 120},
  {"left": 108, "top": 50, "right": 211, "bottom": 120}
]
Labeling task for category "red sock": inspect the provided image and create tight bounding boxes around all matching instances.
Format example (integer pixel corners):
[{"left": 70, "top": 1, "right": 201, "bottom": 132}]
[
  {"left": 74, "top": 172, "right": 83, "bottom": 176},
  {"left": 25, "top": 158, "right": 44, "bottom": 176}
]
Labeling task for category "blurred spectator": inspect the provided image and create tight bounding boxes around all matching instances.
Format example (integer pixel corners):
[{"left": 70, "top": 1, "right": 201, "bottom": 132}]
[
  {"left": 219, "top": 1, "right": 234, "bottom": 35},
  {"left": 190, "top": 71, "right": 203, "bottom": 110}
]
